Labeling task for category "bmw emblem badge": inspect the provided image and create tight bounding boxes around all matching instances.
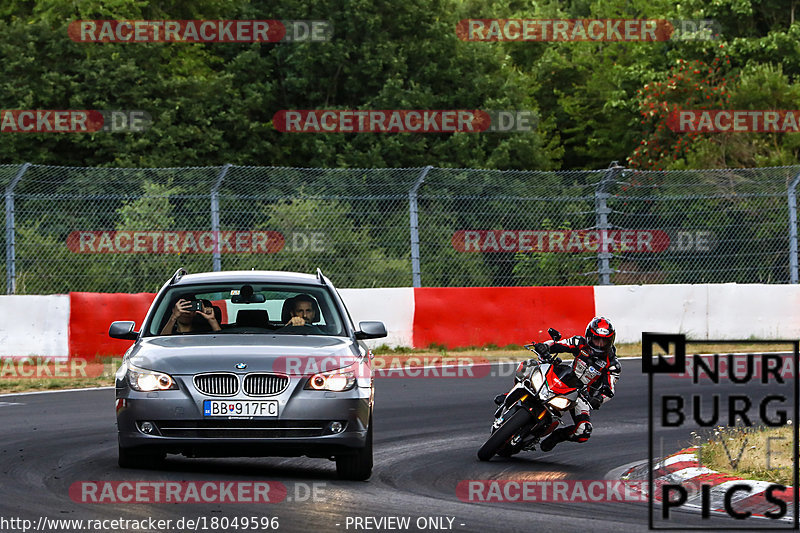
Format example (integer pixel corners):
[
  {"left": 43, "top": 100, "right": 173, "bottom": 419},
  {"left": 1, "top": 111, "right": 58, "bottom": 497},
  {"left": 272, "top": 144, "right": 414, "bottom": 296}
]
[{"left": 235, "top": 363, "right": 247, "bottom": 369}]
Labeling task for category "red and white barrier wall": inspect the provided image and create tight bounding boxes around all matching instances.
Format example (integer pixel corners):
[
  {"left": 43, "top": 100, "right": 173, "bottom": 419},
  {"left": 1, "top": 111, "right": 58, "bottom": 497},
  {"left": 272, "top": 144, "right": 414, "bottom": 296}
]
[
  {"left": 338, "top": 288, "right": 414, "bottom": 347},
  {"left": 595, "top": 284, "right": 800, "bottom": 343},
  {"left": 3, "top": 284, "right": 800, "bottom": 359},
  {"left": 412, "top": 286, "right": 595, "bottom": 348},
  {"left": 0, "top": 295, "right": 70, "bottom": 357}
]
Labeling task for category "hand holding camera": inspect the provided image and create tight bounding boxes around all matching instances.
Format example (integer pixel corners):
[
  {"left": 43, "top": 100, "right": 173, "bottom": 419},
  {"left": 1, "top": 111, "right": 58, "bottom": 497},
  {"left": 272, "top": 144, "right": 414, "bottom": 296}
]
[
  {"left": 171, "top": 299, "right": 191, "bottom": 318},
  {"left": 171, "top": 299, "right": 204, "bottom": 319}
]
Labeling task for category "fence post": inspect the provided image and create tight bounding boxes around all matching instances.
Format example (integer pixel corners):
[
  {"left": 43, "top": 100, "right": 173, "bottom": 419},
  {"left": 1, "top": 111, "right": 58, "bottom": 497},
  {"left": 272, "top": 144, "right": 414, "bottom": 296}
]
[
  {"left": 788, "top": 170, "right": 800, "bottom": 283},
  {"left": 211, "top": 163, "right": 231, "bottom": 272},
  {"left": 595, "top": 162, "right": 622, "bottom": 285},
  {"left": 409, "top": 166, "right": 433, "bottom": 287},
  {"left": 5, "top": 162, "right": 31, "bottom": 294}
]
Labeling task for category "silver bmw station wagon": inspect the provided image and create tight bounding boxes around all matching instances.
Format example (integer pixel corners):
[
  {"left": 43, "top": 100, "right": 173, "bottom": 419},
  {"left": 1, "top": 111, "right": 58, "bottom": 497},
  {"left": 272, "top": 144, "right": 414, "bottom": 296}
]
[{"left": 110, "top": 268, "right": 386, "bottom": 480}]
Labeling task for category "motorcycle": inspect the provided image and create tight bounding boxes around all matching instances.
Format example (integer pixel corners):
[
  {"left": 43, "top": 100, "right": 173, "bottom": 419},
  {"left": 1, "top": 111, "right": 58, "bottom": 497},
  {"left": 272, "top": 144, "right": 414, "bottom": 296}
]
[{"left": 477, "top": 328, "right": 595, "bottom": 461}]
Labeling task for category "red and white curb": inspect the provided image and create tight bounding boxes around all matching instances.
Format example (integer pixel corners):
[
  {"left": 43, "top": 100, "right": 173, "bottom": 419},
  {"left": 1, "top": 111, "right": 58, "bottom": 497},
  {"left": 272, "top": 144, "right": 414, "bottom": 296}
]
[{"left": 616, "top": 447, "right": 794, "bottom": 521}]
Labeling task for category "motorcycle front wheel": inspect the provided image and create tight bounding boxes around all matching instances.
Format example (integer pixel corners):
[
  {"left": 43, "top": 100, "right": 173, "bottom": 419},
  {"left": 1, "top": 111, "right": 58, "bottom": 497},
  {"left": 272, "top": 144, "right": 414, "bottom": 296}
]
[{"left": 477, "top": 407, "right": 534, "bottom": 461}]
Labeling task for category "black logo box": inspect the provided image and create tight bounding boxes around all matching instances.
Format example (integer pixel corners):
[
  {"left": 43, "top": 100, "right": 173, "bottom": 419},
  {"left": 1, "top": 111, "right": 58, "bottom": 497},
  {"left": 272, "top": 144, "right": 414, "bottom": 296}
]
[{"left": 642, "top": 332, "right": 799, "bottom": 530}]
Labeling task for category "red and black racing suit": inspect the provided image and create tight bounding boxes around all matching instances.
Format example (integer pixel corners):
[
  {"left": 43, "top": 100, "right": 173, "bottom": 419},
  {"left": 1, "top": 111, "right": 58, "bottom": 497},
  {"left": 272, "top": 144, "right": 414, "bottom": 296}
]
[{"left": 537, "top": 335, "right": 621, "bottom": 447}]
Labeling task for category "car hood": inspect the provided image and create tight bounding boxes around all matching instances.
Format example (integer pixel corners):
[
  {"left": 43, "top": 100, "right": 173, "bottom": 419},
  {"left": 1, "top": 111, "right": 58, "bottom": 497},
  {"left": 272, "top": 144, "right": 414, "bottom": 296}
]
[{"left": 128, "top": 334, "right": 362, "bottom": 375}]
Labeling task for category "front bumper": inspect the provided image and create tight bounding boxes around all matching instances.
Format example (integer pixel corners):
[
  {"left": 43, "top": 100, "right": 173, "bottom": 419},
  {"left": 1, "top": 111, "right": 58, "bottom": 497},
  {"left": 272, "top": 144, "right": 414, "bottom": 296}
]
[{"left": 116, "top": 375, "right": 372, "bottom": 458}]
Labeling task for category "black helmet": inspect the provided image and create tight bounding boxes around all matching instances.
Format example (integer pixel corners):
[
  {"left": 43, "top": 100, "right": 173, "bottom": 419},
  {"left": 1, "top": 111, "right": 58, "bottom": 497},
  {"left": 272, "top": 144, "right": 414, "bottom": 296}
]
[{"left": 585, "top": 316, "right": 615, "bottom": 356}]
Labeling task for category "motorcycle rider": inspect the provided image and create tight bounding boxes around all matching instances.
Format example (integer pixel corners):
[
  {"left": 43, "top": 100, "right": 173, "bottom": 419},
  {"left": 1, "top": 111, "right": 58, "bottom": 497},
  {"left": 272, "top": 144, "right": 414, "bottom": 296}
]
[{"left": 512, "top": 317, "right": 620, "bottom": 452}]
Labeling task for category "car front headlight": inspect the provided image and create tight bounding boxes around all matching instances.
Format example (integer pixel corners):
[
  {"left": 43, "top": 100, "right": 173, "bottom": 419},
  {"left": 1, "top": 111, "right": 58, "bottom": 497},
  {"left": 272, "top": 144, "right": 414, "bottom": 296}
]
[
  {"left": 305, "top": 368, "right": 356, "bottom": 392},
  {"left": 548, "top": 396, "right": 572, "bottom": 410},
  {"left": 127, "top": 365, "right": 178, "bottom": 392}
]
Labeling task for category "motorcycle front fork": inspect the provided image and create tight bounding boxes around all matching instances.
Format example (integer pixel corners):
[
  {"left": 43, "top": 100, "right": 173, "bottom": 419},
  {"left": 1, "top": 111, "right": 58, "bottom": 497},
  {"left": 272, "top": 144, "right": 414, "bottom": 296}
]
[
  {"left": 491, "top": 413, "right": 505, "bottom": 430},
  {"left": 492, "top": 401, "right": 529, "bottom": 426}
]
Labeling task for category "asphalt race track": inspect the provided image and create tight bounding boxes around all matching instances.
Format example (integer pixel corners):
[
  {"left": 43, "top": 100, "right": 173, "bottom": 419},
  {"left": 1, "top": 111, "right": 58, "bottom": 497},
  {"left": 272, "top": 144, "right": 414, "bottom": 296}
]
[{"left": 0, "top": 358, "right": 793, "bottom": 533}]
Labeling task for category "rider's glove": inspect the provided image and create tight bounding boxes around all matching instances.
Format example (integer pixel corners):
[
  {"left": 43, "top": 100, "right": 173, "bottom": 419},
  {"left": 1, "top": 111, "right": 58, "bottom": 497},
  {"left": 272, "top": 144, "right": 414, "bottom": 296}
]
[
  {"left": 598, "top": 385, "right": 614, "bottom": 399},
  {"left": 534, "top": 343, "right": 549, "bottom": 356},
  {"left": 588, "top": 396, "right": 603, "bottom": 410}
]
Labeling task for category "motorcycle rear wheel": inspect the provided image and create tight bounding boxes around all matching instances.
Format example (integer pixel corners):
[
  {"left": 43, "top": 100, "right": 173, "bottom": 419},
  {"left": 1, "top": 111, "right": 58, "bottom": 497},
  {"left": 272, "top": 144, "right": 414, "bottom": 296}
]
[{"left": 477, "top": 407, "right": 534, "bottom": 461}]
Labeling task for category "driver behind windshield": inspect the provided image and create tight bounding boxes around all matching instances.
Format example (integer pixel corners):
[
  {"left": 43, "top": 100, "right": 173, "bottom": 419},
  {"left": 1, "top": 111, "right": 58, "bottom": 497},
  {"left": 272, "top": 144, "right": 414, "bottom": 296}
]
[{"left": 285, "top": 294, "right": 318, "bottom": 327}]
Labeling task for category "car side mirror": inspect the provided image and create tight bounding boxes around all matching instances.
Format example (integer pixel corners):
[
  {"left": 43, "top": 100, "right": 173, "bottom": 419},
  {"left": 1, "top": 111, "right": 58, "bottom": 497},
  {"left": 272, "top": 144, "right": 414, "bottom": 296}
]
[
  {"left": 109, "top": 321, "right": 139, "bottom": 340},
  {"left": 355, "top": 321, "right": 387, "bottom": 340}
]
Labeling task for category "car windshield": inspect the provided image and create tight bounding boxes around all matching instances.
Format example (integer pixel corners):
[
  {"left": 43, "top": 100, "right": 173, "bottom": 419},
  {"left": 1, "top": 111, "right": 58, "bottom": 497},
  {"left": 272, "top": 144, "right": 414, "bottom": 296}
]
[{"left": 146, "top": 282, "right": 346, "bottom": 337}]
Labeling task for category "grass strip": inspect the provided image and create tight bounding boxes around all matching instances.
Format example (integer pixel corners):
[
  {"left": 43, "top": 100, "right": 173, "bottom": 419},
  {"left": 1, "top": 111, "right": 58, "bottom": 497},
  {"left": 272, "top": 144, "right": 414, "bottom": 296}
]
[{"left": 696, "top": 425, "right": 794, "bottom": 485}]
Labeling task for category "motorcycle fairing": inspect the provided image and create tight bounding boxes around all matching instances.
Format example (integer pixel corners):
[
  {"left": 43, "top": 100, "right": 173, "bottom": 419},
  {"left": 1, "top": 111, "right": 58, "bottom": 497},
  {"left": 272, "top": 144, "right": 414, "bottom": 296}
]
[{"left": 545, "top": 363, "right": 581, "bottom": 394}]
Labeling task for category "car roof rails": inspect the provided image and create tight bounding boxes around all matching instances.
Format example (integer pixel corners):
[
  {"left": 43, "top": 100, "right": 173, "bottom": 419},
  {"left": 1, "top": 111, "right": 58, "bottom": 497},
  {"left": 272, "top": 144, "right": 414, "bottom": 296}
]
[{"left": 170, "top": 268, "right": 188, "bottom": 285}]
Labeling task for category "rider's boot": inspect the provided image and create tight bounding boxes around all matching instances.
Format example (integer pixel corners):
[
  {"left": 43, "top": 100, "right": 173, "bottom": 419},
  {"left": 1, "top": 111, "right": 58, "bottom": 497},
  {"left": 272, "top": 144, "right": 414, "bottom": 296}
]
[{"left": 539, "top": 427, "right": 570, "bottom": 452}]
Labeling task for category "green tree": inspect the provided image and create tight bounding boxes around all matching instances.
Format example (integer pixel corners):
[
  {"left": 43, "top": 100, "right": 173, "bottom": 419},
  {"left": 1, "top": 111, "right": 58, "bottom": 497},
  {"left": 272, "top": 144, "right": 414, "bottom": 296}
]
[
  {"left": 254, "top": 197, "right": 410, "bottom": 287},
  {"left": 0, "top": 0, "right": 560, "bottom": 170}
]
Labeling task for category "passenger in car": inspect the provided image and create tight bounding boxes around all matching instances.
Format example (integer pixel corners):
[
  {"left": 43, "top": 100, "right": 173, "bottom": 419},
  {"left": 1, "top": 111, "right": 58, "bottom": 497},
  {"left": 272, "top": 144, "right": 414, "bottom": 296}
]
[{"left": 160, "top": 298, "right": 222, "bottom": 334}]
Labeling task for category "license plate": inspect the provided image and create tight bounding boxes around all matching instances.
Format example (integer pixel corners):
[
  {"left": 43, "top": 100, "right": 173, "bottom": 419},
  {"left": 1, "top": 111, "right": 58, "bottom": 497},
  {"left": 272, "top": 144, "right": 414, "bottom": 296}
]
[{"left": 203, "top": 400, "right": 278, "bottom": 417}]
